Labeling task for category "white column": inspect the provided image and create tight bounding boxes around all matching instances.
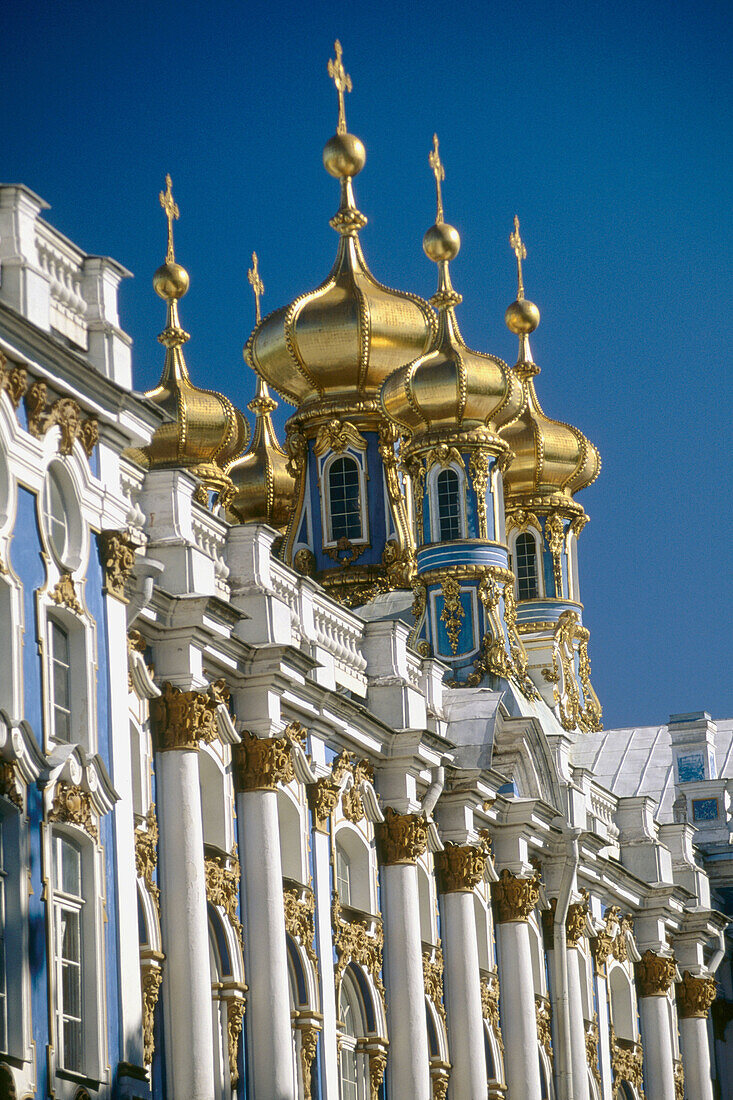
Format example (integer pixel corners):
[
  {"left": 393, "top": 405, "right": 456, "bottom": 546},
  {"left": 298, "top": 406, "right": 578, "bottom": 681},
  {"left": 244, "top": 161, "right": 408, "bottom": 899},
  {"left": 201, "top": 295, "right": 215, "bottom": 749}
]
[
  {"left": 638, "top": 997, "right": 675, "bottom": 1100},
  {"left": 156, "top": 747, "right": 215, "bottom": 1100},
  {"left": 496, "top": 920, "right": 543, "bottom": 1100},
  {"left": 679, "top": 1017, "right": 714, "bottom": 1100},
  {"left": 308, "top": 788, "right": 340, "bottom": 1099},
  {"left": 567, "top": 948, "right": 591, "bottom": 1100},
  {"left": 440, "top": 891, "right": 487, "bottom": 1100},
  {"left": 234, "top": 732, "right": 296, "bottom": 1100}
]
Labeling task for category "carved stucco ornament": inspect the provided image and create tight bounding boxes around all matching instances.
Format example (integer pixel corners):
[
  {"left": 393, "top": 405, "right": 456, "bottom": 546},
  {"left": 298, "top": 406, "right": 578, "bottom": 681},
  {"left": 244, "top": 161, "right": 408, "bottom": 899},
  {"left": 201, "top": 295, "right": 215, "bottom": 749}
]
[
  {"left": 141, "top": 958, "right": 164, "bottom": 1066},
  {"left": 135, "top": 803, "right": 160, "bottom": 910},
  {"left": 565, "top": 890, "right": 590, "bottom": 947},
  {"left": 150, "top": 682, "right": 219, "bottom": 753},
  {"left": 491, "top": 867, "right": 540, "bottom": 923},
  {"left": 205, "top": 851, "right": 242, "bottom": 938},
  {"left": 542, "top": 609, "right": 602, "bottom": 733},
  {"left": 609, "top": 1025, "right": 644, "bottom": 1096},
  {"left": 0, "top": 761, "right": 23, "bottom": 809},
  {"left": 586, "top": 1014, "right": 601, "bottom": 1083},
  {"left": 674, "top": 1059, "right": 684, "bottom": 1100},
  {"left": 284, "top": 885, "right": 319, "bottom": 970},
  {"left": 469, "top": 448, "right": 491, "bottom": 540},
  {"left": 332, "top": 893, "right": 385, "bottom": 999},
  {"left": 50, "top": 573, "right": 84, "bottom": 615},
  {"left": 535, "top": 995, "right": 553, "bottom": 1063},
  {"left": 434, "top": 842, "right": 489, "bottom": 893},
  {"left": 368, "top": 1049, "right": 388, "bottom": 1100},
  {"left": 313, "top": 418, "right": 367, "bottom": 456},
  {"left": 25, "top": 380, "right": 98, "bottom": 456},
  {"left": 676, "top": 970, "right": 717, "bottom": 1018},
  {"left": 375, "top": 807, "right": 428, "bottom": 866},
  {"left": 480, "top": 971, "right": 504, "bottom": 1050},
  {"left": 307, "top": 776, "right": 341, "bottom": 831},
  {"left": 635, "top": 949, "right": 677, "bottom": 998},
  {"left": 98, "top": 530, "right": 138, "bottom": 602},
  {"left": 227, "top": 996, "right": 246, "bottom": 1085},
  {"left": 422, "top": 943, "right": 446, "bottom": 1021},
  {"left": 232, "top": 722, "right": 305, "bottom": 792},
  {"left": 297, "top": 1023, "right": 319, "bottom": 1100},
  {"left": 48, "top": 781, "right": 98, "bottom": 841},
  {"left": 0, "top": 350, "right": 28, "bottom": 408},
  {"left": 439, "top": 576, "right": 464, "bottom": 656}
]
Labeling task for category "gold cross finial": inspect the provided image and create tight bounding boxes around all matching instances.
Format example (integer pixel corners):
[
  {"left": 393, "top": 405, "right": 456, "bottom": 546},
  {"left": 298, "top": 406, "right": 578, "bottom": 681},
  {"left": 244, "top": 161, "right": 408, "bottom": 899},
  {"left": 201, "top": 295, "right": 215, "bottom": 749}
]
[
  {"left": 248, "top": 252, "right": 264, "bottom": 323},
  {"left": 509, "top": 215, "right": 527, "bottom": 299},
  {"left": 429, "top": 134, "right": 446, "bottom": 223},
  {"left": 328, "top": 40, "right": 352, "bottom": 135},
  {"left": 159, "top": 174, "right": 180, "bottom": 263}
]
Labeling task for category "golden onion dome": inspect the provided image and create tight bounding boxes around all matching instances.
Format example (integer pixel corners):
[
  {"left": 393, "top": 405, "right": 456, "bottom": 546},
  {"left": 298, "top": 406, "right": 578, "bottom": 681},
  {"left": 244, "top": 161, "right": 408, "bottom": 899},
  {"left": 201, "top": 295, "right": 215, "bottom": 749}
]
[
  {"left": 245, "top": 42, "right": 435, "bottom": 412},
  {"left": 500, "top": 217, "right": 600, "bottom": 507},
  {"left": 380, "top": 136, "right": 523, "bottom": 442},
  {"left": 225, "top": 377, "right": 295, "bottom": 530},
  {"left": 137, "top": 177, "right": 248, "bottom": 500}
]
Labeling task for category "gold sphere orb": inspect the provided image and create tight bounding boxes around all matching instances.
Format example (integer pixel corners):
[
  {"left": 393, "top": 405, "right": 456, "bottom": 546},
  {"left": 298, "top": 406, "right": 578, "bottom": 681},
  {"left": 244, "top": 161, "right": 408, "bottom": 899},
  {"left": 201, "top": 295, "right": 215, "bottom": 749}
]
[
  {"left": 153, "top": 262, "right": 190, "bottom": 300},
  {"left": 423, "top": 222, "right": 461, "bottom": 262},
  {"left": 505, "top": 298, "right": 540, "bottom": 335},
  {"left": 323, "top": 132, "right": 366, "bottom": 178}
]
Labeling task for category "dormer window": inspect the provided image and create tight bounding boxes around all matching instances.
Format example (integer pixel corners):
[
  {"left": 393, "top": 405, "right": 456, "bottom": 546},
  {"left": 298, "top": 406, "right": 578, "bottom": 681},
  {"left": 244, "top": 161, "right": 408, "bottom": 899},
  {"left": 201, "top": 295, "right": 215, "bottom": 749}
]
[
  {"left": 436, "top": 469, "right": 461, "bottom": 540},
  {"left": 515, "top": 532, "right": 540, "bottom": 600},
  {"left": 327, "top": 456, "right": 363, "bottom": 542}
]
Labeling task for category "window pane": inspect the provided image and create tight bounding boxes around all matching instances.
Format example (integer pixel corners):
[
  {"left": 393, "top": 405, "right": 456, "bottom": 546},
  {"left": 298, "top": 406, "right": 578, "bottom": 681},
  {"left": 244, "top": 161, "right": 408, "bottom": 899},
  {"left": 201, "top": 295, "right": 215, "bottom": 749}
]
[
  {"left": 329, "top": 458, "right": 362, "bottom": 541},
  {"left": 55, "top": 837, "right": 81, "bottom": 897},
  {"left": 45, "top": 471, "right": 69, "bottom": 560},
  {"left": 50, "top": 621, "right": 72, "bottom": 743},
  {"left": 336, "top": 846, "right": 351, "bottom": 907},
  {"left": 437, "top": 469, "right": 461, "bottom": 541},
  {"left": 515, "top": 533, "right": 540, "bottom": 600}
]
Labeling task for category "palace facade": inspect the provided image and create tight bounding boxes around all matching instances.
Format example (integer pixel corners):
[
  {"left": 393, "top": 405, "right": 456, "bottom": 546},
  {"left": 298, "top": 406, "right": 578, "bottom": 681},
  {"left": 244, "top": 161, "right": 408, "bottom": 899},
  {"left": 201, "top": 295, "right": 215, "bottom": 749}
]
[{"left": 0, "top": 43, "right": 731, "bottom": 1100}]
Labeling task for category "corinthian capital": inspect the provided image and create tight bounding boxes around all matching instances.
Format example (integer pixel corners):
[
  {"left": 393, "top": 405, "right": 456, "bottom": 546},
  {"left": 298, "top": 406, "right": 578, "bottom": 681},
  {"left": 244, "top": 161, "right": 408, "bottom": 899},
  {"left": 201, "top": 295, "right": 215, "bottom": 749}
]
[
  {"left": 491, "top": 868, "right": 540, "bottom": 923},
  {"left": 676, "top": 971, "right": 717, "bottom": 1018},
  {"left": 375, "top": 807, "right": 428, "bottom": 865},
  {"left": 232, "top": 731, "right": 294, "bottom": 792},
  {"left": 150, "top": 682, "right": 218, "bottom": 752},
  {"left": 435, "top": 843, "right": 488, "bottom": 894},
  {"left": 635, "top": 950, "right": 677, "bottom": 998}
]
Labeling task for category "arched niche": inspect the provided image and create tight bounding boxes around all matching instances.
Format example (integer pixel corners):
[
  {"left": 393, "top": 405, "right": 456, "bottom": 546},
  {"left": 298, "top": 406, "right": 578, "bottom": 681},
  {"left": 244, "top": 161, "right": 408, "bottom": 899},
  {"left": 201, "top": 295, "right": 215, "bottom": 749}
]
[
  {"left": 608, "top": 964, "right": 636, "bottom": 1042},
  {"left": 334, "top": 824, "right": 373, "bottom": 914},
  {"left": 277, "top": 787, "right": 306, "bottom": 884},
  {"left": 198, "top": 747, "right": 231, "bottom": 853}
]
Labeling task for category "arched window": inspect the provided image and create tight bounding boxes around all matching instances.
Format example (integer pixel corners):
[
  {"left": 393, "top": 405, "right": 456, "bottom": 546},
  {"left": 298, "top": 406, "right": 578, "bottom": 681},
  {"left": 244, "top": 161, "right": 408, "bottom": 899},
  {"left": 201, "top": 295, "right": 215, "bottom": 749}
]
[
  {"left": 43, "top": 467, "right": 70, "bottom": 563},
  {"left": 436, "top": 468, "right": 461, "bottom": 541},
  {"left": 52, "top": 834, "right": 84, "bottom": 1072},
  {"left": 49, "top": 619, "right": 72, "bottom": 743},
  {"left": 515, "top": 532, "right": 540, "bottom": 600},
  {"left": 336, "top": 843, "right": 352, "bottom": 906},
  {"left": 338, "top": 970, "right": 370, "bottom": 1100},
  {"left": 328, "top": 456, "right": 363, "bottom": 542}
]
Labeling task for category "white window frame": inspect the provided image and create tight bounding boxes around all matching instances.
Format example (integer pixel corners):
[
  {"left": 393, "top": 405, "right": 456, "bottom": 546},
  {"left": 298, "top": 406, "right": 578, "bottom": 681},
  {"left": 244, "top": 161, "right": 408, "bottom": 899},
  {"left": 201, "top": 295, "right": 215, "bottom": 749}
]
[
  {"left": 41, "top": 605, "right": 96, "bottom": 754},
  {"left": 427, "top": 461, "right": 466, "bottom": 543},
  {"left": 40, "top": 461, "right": 85, "bottom": 574},
  {"left": 321, "top": 451, "right": 369, "bottom": 549},
  {"left": 511, "top": 529, "right": 544, "bottom": 601}
]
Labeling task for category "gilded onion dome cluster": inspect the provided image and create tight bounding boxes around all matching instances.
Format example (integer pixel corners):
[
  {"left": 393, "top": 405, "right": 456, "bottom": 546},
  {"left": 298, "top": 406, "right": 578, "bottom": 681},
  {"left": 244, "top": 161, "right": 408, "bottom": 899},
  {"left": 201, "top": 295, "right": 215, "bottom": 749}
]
[
  {"left": 226, "top": 255, "right": 295, "bottom": 530},
  {"left": 133, "top": 176, "right": 248, "bottom": 505}
]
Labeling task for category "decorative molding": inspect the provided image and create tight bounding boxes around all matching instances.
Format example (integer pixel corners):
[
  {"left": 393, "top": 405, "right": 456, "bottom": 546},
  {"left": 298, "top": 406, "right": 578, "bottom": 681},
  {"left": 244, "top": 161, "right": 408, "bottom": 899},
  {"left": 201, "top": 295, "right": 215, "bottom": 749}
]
[
  {"left": 375, "top": 807, "right": 428, "bottom": 865},
  {"left": 676, "top": 970, "right": 717, "bottom": 1019},
  {"left": 0, "top": 760, "right": 23, "bottom": 809},
  {"left": 313, "top": 418, "right": 367, "bottom": 456},
  {"left": 535, "top": 995, "right": 553, "bottom": 1063},
  {"left": 635, "top": 950, "right": 677, "bottom": 998},
  {"left": 149, "top": 682, "right": 219, "bottom": 753},
  {"left": 227, "top": 996, "right": 246, "bottom": 1085},
  {"left": 141, "top": 959, "right": 164, "bottom": 1066},
  {"left": 135, "top": 804, "right": 159, "bottom": 910},
  {"left": 426, "top": 443, "right": 462, "bottom": 472},
  {"left": 422, "top": 943, "right": 446, "bottom": 1021},
  {"left": 491, "top": 868, "right": 540, "bottom": 923},
  {"left": 609, "top": 1026, "right": 644, "bottom": 1096},
  {"left": 480, "top": 971, "right": 503, "bottom": 1051},
  {"left": 435, "top": 842, "right": 488, "bottom": 894},
  {"left": 98, "top": 530, "right": 138, "bottom": 602},
  {"left": 48, "top": 781, "right": 98, "bottom": 841},
  {"left": 284, "top": 884, "right": 318, "bottom": 970},
  {"left": 505, "top": 507, "right": 541, "bottom": 534},
  {"left": 50, "top": 573, "right": 84, "bottom": 615},
  {"left": 232, "top": 724, "right": 303, "bottom": 791},
  {"left": 0, "top": 351, "right": 28, "bottom": 408},
  {"left": 205, "top": 851, "right": 242, "bottom": 938},
  {"left": 25, "top": 380, "right": 98, "bottom": 456}
]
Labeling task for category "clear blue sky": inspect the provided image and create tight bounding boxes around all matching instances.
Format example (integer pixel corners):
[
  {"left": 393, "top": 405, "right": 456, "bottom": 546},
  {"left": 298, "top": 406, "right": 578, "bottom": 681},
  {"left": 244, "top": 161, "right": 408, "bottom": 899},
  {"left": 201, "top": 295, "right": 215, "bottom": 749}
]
[{"left": 3, "top": 0, "right": 731, "bottom": 730}]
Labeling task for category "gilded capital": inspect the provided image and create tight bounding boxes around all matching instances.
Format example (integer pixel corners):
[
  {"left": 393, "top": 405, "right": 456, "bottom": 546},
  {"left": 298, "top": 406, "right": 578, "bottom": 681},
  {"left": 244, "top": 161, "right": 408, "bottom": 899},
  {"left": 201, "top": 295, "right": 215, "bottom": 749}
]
[
  {"left": 491, "top": 868, "right": 540, "bottom": 923},
  {"left": 635, "top": 949, "right": 677, "bottom": 998},
  {"left": 676, "top": 971, "right": 717, "bottom": 1019},
  {"left": 150, "top": 681, "right": 218, "bottom": 752},
  {"left": 375, "top": 807, "right": 428, "bottom": 866},
  {"left": 232, "top": 731, "right": 294, "bottom": 792},
  {"left": 435, "top": 843, "right": 488, "bottom": 894}
]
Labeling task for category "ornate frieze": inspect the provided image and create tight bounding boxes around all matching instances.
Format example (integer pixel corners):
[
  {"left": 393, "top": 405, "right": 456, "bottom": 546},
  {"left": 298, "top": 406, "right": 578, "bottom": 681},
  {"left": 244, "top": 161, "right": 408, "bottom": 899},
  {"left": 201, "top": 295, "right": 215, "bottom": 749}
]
[
  {"left": 586, "top": 1014, "right": 601, "bottom": 1083},
  {"left": 150, "top": 682, "right": 219, "bottom": 753},
  {"left": 141, "top": 959, "right": 164, "bottom": 1066},
  {"left": 232, "top": 725, "right": 301, "bottom": 791},
  {"left": 227, "top": 996, "right": 246, "bottom": 1084},
  {"left": 0, "top": 351, "right": 28, "bottom": 408},
  {"left": 332, "top": 893, "right": 385, "bottom": 998},
  {"left": 480, "top": 971, "right": 504, "bottom": 1051},
  {"left": 205, "top": 851, "right": 242, "bottom": 937},
  {"left": 422, "top": 944, "right": 446, "bottom": 1021},
  {"left": 284, "top": 884, "right": 318, "bottom": 970},
  {"left": 609, "top": 1026, "right": 644, "bottom": 1096},
  {"left": 135, "top": 804, "right": 159, "bottom": 909},
  {"left": 635, "top": 950, "right": 677, "bottom": 998},
  {"left": 0, "top": 761, "right": 23, "bottom": 809},
  {"left": 535, "top": 995, "right": 553, "bottom": 1063},
  {"left": 297, "top": 1023, "right": 319, "bottom": 1099},
  {"left": 435, "top": 842, "right": 488, "bottom": 893},
  {"left": 25, "top": 380, "right": 98, "bottom": 456},
  {"left": 375, "top": 806, "right": 428, "bottom": 866},
  {"left": 565, "top": 890, "right": 589, "bottom": 947},
  {"left": 50, "top": 573, "right": 83, "bottom": 615},
  {"left": 48, "top": 781, "right": 98, "bottom": 841},
  {"left": 98, "top": 530, "right": 138, "bottom": 602},
  {"left": 491, "top": 868, "right": 540, "bottom": 923},
  {"left": 676, "top": 970, "right": 717, "bottom": 1018}
]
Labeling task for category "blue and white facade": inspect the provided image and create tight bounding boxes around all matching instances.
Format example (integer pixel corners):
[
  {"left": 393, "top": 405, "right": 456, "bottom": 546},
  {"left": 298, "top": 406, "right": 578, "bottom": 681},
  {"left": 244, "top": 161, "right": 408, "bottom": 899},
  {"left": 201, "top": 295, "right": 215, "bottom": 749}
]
[{"left": 0, "top": 171, "right": 731, "bottom": 1100}]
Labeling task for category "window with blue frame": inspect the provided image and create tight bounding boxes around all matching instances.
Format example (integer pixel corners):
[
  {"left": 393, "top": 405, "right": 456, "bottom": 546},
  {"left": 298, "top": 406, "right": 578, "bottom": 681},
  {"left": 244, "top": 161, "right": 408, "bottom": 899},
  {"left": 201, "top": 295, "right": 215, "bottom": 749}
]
[
  {"left": 328, "top": 456, "right": 363, "bottom": 542},
  {"left": 436, "top": 468, "right": 461, "bottom": 541},
  {"left": 515, "top": 532, "right": 540, "bottom": 600}
]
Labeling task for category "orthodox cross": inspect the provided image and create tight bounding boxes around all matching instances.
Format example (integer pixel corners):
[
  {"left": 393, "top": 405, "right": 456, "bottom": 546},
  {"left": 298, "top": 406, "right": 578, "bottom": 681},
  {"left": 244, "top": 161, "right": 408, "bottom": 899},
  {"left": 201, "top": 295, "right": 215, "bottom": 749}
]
[
  {"left": 509, "top": 215, "right": 527, "bottom": 299},
  {"left": 429, "top": 133, "right": 445, "bottom": 223},
  {"left": 159, "top": 174, "right": 180, "bottom": 263},
  {"left": 327, "top": 40, "right": 352, "bottom": 135},
  {"left": 248, "top": 252, "right": 264, "bottom": 323}
]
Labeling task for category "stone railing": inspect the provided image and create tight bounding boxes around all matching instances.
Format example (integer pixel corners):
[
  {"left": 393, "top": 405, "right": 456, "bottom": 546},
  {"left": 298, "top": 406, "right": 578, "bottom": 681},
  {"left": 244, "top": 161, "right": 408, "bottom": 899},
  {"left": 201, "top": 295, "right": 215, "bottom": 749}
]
[
  {"left": 36, "top": 220, "right": 88, "bottom": 349},
  {"left": 311, "top": 592, "right": 368, "bottom": 695},
  {"left": 589, "top": 782, "right": 620, "bottom": 854},
  {"left": 269, "top": 560, "right": 304, "bottom": 647},
  {"left": 192, "top": 510, "right": 230, "bottom": 595}
]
